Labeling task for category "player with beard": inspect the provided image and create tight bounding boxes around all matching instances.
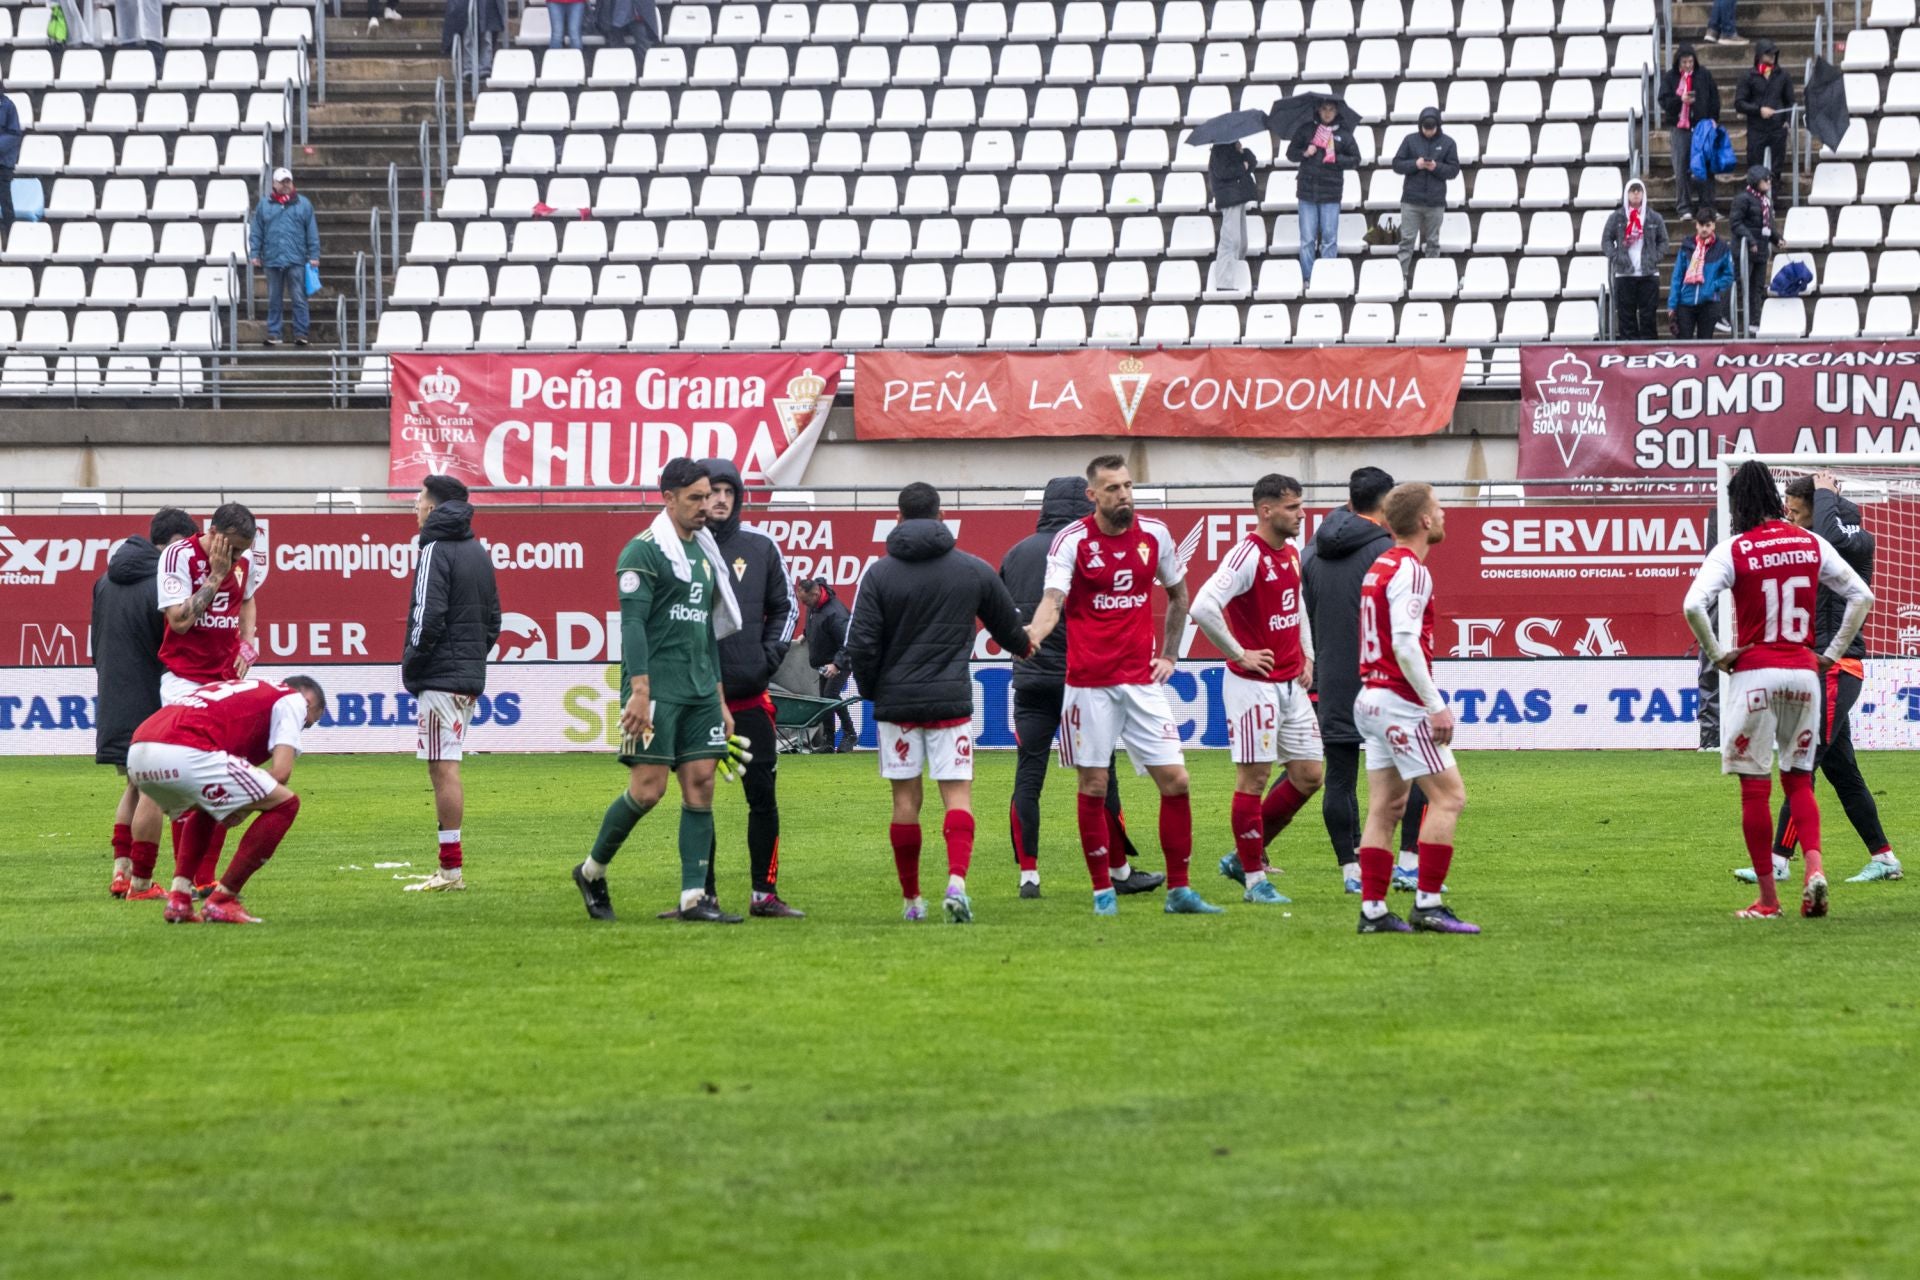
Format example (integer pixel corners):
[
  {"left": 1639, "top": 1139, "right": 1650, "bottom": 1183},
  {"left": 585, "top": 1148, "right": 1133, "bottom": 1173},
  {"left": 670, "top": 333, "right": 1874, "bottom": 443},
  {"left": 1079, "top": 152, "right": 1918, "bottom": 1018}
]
[{"left": 1024, "top": 456, "right": 1221, "bottom": 916}]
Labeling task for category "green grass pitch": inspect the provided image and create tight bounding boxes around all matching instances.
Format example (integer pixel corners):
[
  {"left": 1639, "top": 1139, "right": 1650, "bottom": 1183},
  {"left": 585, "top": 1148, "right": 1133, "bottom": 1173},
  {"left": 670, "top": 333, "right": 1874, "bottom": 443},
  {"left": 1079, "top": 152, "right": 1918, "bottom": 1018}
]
[{"left": 3, "top": 748, "right": 1917, "bottom": 1279}]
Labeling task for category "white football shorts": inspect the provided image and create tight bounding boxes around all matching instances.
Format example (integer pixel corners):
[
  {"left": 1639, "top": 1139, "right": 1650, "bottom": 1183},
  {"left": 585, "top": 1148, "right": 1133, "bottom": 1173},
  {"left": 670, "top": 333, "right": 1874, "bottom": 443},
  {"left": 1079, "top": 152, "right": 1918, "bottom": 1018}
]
[
  {"left": 160, "top": 671, "right": 203, "bottom": 706},
  {"left": 1223, "top": 671, "right": 1324, "bottom": 766},
  {"left": 877, "top": 718, "right": 975, "bottom": 782},
  {"left": 1058, "top": 683, "right": 1184, "bottom": 774},
  {"left": 1355, "top": 686, "right": 1456, "bottom": 781},
  {"left": 1722, "top": 666, "right": 1819, "bottom": 777},
  {"left": 126, "top": 740, "right": 277, "bottom": 822},
  {"left": 416, "top": 690, "right": 477, "bottom": 762}
]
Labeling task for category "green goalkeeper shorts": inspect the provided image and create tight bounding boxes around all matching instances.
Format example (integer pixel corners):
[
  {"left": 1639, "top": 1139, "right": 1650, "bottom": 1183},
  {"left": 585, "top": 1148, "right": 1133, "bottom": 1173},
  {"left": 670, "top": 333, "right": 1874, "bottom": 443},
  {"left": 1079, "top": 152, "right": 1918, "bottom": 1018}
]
[{"left": 618, "top": 698, "right": 729, "bottom": 769}]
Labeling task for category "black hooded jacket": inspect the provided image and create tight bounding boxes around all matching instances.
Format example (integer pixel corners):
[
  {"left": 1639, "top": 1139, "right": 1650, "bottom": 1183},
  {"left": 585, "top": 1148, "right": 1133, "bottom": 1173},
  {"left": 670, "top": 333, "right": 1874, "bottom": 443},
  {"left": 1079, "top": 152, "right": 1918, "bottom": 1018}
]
[
  {"left": 1001, "top": 477, "right": 1091, "bottom": 694},
  {"left": 700, "top": 458, "right": 798, "bottom": 702},
  {"left": 1734, "top": 42, "right": 1794, "bottom": 129},
  {"left": 1286, "top": 117, "right": 1359, "bottom": 205},
  {"left": 1302, "top": 507, "right": 1393, "bottom": 743},
  {"left": 1389, "top": 111, "right": 1460, "bottom": 209},
  {"left": 803, "top": 582, "right": 851, "bottom": 670},
  {"left": 1809, "top": 488, "right": 1873, "bottom": 661},
  {"left": 1658, "top": 45, "right": 1721, "bottom": 127},
  {"left": 91, "top": 536, "right": 170, "bottom": 764},
  {"left": 1729, "top": 170, "right": 1780, "bottom": 253},
  {"left": 401, "top": 500, "right": 502, "bottom": 697},
  {"left": 844, "top": 519, "right": 1033, "bottom": 724}
]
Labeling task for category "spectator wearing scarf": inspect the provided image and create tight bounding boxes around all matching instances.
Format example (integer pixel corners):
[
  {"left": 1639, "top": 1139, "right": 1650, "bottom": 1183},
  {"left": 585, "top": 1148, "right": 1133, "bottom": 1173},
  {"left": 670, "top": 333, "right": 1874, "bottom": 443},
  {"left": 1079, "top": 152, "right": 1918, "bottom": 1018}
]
[
  {"left": 248, "top": 167, "right": 321, "bottom": 347},
  {"left": 1602, "top": 179, "right": 1670, "bottom": 339},
  {"left": 1659, "top": 44, "right": 1721, "bottom": 219},
  {"left": 1730, "top": 166, "right": 1784, "bottom": 329},
  {"left": 1668, "top": 211, "right": 1735, "bottom": 339},
  {"left": 1735, "top": 40, "right": 1795, "bottom": 171},
  {"left": 1285, "top": 98, "right": 1358, "bottom": 282}
]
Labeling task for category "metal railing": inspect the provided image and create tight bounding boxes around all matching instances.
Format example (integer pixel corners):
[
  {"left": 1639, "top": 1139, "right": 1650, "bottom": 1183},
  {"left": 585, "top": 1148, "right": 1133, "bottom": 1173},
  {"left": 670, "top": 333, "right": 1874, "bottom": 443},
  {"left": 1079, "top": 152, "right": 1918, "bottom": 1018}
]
[
  {"left": 467, "top": 0, "right": 483, "bottom": 100},
  {"left": 0, "top": 351, "right": 391, "bottom": 409},
  {"left": 387, "top": 162, "right": 402, "bottom": 266},
  {"left": 334, "top": 294, "right": 349, "bottom": 354},
  {"left": 418, "top": 122, "right": 434, "bottom": 220},
  {"left": 1634, "top": 66, "right": 1651, "bottom": 183},
  {"left": 433, "top": 77, "right": 451, "bottom": 189},
  {"left": 453, "top": 45, "right": 468, "bottom": 143},
  {"left": 369, "top": 207, "right": 385, "bottom": 318},
  {"left": 1659, "top": 0, "right": 1674, "bottom": 87},
  {"left": 296, "top": 39, "right": 311, "bottom": 146},
  {"left": 315, "top": 0, "right": 329, "bottom": 102},
  {"left": 354, "top": 251, "right": 369, "bottom": 351}
]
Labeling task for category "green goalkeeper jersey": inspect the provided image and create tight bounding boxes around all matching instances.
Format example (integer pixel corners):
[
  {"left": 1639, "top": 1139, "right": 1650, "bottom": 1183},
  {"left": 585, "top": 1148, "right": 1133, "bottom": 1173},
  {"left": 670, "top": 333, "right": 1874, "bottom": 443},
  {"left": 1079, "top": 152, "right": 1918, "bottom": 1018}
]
[{"left": 617, "top": 531, "right": 722, "bottom": 705}]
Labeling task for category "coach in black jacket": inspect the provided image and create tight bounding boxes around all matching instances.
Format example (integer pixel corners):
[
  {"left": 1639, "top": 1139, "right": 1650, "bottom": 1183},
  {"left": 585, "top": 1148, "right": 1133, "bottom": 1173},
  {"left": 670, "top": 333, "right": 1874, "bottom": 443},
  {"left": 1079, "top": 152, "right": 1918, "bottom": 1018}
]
[
  {"left": 1302, "top": 468, "right": 1424, "bottom": 889},
  {"left": 401, "top": 476, "right": 502, "bottom": 890},
  {"left": 698, "top": 457, "right": 804, "bottom": 916},
  {"left": 845, "top": 484, "right": 1035, "bottom": 918},
  {"left": 1772, "top": 474, "right": 1895, "bottom": 879},
  {"left": 94, "top": 507, "right": 198, "bottom": 896},
  {"left": 999, "top": 478, "right": 1151, "bottom": 897},
  {"left": 802, "top": 577, "right": 854, "bottom": 751}
]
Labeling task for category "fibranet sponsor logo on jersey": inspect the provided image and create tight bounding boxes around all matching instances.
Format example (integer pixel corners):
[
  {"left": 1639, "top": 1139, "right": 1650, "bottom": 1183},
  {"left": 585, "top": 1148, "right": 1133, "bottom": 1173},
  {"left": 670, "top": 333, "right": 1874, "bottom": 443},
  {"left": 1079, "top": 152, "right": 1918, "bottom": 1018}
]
[{"left": 667, "top": 604, "right": 709, "bottom": 624}]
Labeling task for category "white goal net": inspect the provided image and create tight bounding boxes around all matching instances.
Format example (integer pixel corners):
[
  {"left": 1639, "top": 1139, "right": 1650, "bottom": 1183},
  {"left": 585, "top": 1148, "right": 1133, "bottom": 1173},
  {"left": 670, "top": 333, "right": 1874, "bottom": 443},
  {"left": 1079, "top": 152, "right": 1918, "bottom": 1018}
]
[{"left": 1717, "top": 454, "right": 1920, "bottom": 750}]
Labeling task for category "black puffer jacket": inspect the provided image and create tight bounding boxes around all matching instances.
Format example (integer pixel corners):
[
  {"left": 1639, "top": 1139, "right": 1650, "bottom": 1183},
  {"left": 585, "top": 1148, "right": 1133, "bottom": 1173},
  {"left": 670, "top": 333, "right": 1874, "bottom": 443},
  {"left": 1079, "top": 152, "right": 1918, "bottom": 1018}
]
[
  {"left": 1208, "top": 144, "right": 1258, "bottom": 209},
  {"left": 401, "top": 500, "right": 502, "bottom": 697},
  {"left": 1002, "top": 477, "right": 1092, "bottom": 693},
  {"left": 700, "top": 457, "right": 798, "bottom": 702},
  {"left": 1809, "top": 487, "right": 1873, "bottom": 660},
  {"left": 803, "top": 583, "right": 851, "bottom": 669},
  {"left": 1389, "top": 111, "right": 1460, "bottom": 208},
  {"left": 1302, "top": 507, "right": 1392, "bottom": 743},
  {"left": 91, "top": 536, "right": 169, "bottom": 765},
  {"left": 1286, "top": 118, "right": 1359, "bottom": 205},
  {"left": 845, "top": 519, "right": 1033, "bottom": 723},
  {"left": 1658, "top": 47, "right": 1721, "bottom": 126},
  {"left": 1734, "top": 42, "right": 1794, "bottom": 128}
]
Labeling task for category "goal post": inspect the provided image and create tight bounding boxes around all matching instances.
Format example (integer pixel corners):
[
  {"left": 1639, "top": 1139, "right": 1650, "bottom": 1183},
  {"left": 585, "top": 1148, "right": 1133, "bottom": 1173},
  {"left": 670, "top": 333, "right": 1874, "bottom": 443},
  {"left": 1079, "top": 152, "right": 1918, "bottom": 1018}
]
[{"left": 1715, "top": 453, "right": 1920, "bottom": 750}]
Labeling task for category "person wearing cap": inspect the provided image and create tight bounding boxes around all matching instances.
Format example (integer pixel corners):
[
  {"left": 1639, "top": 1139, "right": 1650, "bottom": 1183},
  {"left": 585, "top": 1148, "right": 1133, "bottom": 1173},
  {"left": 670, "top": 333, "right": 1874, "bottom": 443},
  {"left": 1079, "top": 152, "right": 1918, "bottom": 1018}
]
[
  {"left": 249, "top": 168, "right": 321, "bottom": 347},
  {"left": 1390, "top": 107, "right": 1459, "bottom": 288},
  {"left": 1729, "top": 165, "right": 1784, "bottom": 329},
  {"left": 1735, "top": 39, "right": 1794, "bottom": 172}
]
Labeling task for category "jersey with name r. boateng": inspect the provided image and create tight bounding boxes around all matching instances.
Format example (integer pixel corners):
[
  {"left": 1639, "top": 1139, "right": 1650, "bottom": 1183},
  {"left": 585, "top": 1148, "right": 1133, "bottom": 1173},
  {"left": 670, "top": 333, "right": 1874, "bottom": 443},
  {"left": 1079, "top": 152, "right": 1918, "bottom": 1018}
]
[
  {"left": 132, "top": 678, "right": 306, "bottom": 763},
  {"left": 1043, "top": 514, "right": 1183, "bottom": 687},
  {"left": 618, "top": 530, "right": 722, "bottom": 704},
  {"left": 1690, "top": 519, "right": 1862, "bottom": 673},
  {"left": 1359, "top": 547, "right": 1436, "bottom": 706},
  {"left": 155, "top": 536, "right": 263, "bottom": 684},
  {"left": 1202, "top": 533, "right": 1308, "bottom": 683}
]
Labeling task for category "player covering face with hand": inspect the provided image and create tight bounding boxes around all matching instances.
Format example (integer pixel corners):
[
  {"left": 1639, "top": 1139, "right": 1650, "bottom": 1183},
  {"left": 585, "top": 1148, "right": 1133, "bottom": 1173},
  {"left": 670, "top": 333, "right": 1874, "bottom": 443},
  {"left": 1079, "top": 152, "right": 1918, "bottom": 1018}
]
[
  {"left": 1684, "top": 460, "right": 1874, "bottom": 920},
  {"left": 1191, "top": 474, "right": 1325, "bottom": 906}
]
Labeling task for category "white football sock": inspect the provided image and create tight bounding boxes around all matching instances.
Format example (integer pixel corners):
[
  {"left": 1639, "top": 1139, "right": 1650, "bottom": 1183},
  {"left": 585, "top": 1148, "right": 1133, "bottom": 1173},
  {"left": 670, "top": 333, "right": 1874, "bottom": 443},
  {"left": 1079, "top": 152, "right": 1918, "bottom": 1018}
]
[
  {"left": 581, "top": 858, "right": 608, "bottom": 881},
  {"left": 438, "top": 828, "right": 460, "bottom": 844},
  {"left": 113, "top": 856, "right": 133, "bottom": 875},
  {"left": 441, "top": 866, "right": 462, "bottom": 881},
  {"left": 679, "top": 888, "right": 705, "bottom": 910},
  {"left": 1018, "top": 869, "right": 1039, "bottom": 886},
  {"left": 1111, "top": 861, "right": 1133, "bottom": 881},
  {"left": 947, "top": 874, "right": 966, "bottom": 895},
  {"left": 172, "top": 877, "right": 194, "bottom": 895},
  {"left": 1397, "top": 850, "right": 1419, "bottom": 871},
  {"left": 752, "top": 890, "right": 771, "bottom": 903},
  {"left": 1245, "top": 869, "right": 1267, "bottom": 887},
  {"left": 131, "top": 877, "right": 152, "bottom": 892},
  {"left": 1874, "top": 851, "right": 1900, "bottom": 865},
  {"left": 1415, "top": 890, "right": 1444, "bottom": 909},
  {"left": 1339, "top": 861, "right": 1360, "bottom": 883},
  {"left": 1361, "top": 899, "right": 1388, "bottom": 919},
  {"left": 1773, "top": 854, "right": 1790, "bottom": 878}
]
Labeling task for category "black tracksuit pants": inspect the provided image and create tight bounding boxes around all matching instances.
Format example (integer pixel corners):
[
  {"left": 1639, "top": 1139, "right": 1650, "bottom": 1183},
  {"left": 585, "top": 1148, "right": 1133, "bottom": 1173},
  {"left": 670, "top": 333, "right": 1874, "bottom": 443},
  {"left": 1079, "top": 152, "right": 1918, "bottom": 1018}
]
[
  {"left": 1774, "top": 668, "right": 1889, "bottom": 858},
  {"left": 1322, "top": 740, "right": 1428, "bottom": 867},
  {"left": 705, "top": 698, "right": 781, "bottom": 897},
  {"left": 1009, "top": 684, "right": 1136, "bottom": 868}
]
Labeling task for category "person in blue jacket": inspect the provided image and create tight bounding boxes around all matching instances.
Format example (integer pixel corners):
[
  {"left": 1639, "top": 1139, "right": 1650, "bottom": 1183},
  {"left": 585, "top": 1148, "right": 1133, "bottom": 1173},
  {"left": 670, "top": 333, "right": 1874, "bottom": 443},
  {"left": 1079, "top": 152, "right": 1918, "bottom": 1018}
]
[
  {"left": 0, "top": 83, "right": 23, "bottom": 226},
  {"left": 1667, "top": 209, "right": 1734, "bottom": 340},
  {"left": 248, "top": 166, "right": 322, "bottom": 346}
]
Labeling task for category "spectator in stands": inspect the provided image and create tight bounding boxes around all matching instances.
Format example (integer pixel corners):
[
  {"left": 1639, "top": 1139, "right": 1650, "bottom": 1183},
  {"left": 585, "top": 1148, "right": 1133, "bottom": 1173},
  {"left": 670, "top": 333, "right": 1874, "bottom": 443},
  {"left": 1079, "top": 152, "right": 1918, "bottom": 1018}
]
[
  {"left": 249, "top": 167, "right": 321, "bottom": 348},
  {"left": 0, "top": 80, "right": 19, "bottom": 228},
  {"left": 442, "top": 0, "right": 506, "bottom": 78},
  {"left": 1703, "top": 0, "right": 1746, "bottom": 45},
  {"left": 1730, "top": 166, "right": 1783, "bottom": 329},
  {"left": 118, "top": 0, "right": 164, "bottom": 56},
  {"left": 547, "top": 0, "right": 586, "bottom": 49},
  {"left": 1206, "top": 143, "right": 1258, "bottom": 292},
  {"left": 368, "top": 1, "right": 403, "bottom": 35},
  {"left": 1668, "top": 210, "right": 1734, "bottom": 340},
  {"left": 1391, "top": 108, "right": 1458, "bottom": 287},
  {"left": 595, "top": 0, "right": 661, "bottom": 51},
  {"left": 801, "top": 578, "right": 855, "bottom": 753},
  {"left": 1286, "top": 97, "right": 1358, "bottom": 282},
  {"left": 1660, "top": 44, "right": 1721, "bottom": 220},
  {"left": 1602, "top": 179, "right": 1669, "bottom": 340},
  {"left": 1735, "top": 40, "right": 1795, "bottom": 172}
]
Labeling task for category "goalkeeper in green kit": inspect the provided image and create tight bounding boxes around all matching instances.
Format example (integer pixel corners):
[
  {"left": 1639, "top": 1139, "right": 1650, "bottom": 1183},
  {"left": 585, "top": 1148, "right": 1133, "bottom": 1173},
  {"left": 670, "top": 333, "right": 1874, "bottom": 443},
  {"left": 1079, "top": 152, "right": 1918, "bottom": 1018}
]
[{"left": 572, "top": 458, "right": 753, "bottom": 924}]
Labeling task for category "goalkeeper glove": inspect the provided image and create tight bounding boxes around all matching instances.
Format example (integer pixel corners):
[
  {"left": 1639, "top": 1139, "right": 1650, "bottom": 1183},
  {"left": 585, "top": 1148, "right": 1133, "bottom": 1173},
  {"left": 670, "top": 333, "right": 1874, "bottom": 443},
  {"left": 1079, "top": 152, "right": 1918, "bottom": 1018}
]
[{"left": 716, "top": 734, "right": 755, "bottom": 783}]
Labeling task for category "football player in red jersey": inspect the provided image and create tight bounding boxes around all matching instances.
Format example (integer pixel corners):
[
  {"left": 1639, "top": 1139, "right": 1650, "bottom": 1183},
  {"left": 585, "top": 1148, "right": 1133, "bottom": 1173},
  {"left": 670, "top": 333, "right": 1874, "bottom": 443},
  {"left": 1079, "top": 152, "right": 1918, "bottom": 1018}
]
[
  {"left": 1353, "top": 483, "right": 1477, "bottom": 935},
  {"left": 1191, "top": 474, "right": 1324, "bottom": 906},
  {"left": 155, "top": 502, "right": 266, "bottom": 895},
  {"left": 126, "top": 676, "right": 325, "bottom": 924},
  {"left": 1684, "top": 460, "right": 1873, "bottom": 919},
  {"left": 1025, "top": 456, "right": 1221, "bottom": 916}
]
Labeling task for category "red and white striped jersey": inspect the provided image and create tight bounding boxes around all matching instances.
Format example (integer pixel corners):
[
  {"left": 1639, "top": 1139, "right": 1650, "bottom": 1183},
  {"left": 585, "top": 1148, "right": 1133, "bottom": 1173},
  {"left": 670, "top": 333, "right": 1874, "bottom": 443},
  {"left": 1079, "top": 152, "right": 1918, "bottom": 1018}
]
[
  {"left": 1359, "top": 546, "right": 1436, "bottom": 706},
  {"left": 156, "top": 536, "right": 263, "bottom": 684},
  {"left": 133, "top": 678, "right": 306, "bottom": 764},
  {"left": 1043, "top": 515, "right": 1184, "bottom": 688},
  {"left": 1194, "top": 533, "right": 1308, "bottom": 683},
  {"left": 1687, "top": 519, "right": 1865, "bottom": 673}
]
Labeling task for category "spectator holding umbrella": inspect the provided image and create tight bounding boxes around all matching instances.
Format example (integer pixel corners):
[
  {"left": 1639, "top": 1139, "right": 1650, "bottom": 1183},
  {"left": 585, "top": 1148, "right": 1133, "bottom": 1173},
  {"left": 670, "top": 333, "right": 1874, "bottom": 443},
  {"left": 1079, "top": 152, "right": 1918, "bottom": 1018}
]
[
  {"left": 1390, "top": 107, "right": 1458, "bottom": 287},
  {"left": 1660, "top": 43, "right": 1720, "bottom": 220},
  {"left": 1735, "top": 39, "right": 1795, "bottom": 172},
  {"left": 1206, "top": 143, "right": 1258, "bottom": 291},
  {"left": 1284, "top": 95, "right": 1359, "bottom": 282}
]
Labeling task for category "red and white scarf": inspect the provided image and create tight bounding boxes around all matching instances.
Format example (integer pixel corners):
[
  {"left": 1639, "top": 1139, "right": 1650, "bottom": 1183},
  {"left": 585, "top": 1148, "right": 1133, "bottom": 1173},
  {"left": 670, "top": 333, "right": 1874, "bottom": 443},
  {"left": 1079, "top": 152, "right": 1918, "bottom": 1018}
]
[
  {"left": 1625, "top": 205, "right": 1644, "bottom": 245},
  {"left": 1685, "top": 232, "right": 1714, "bottom": 285},
  {"left": 1311, "top": 123, "right": 1336, "bottom": 162},
  {"left": 1677, "top": 70, "right": 1693, "bottom": 128}
]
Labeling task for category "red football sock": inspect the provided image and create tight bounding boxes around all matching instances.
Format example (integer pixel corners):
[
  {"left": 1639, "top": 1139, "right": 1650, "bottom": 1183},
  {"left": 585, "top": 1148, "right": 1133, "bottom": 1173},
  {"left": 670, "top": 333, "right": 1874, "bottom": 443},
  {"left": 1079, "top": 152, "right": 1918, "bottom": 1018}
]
[
  {"left": 1739, "top": 776, "right": 1779, "bottom": 907},
  {"left": 1358, "top": 845, "right": 1394, "bottom": 902},
  {"left": 1781, "top": 770, "right": 1823, "bottom": 879},
  {"left": 1159, "top": 792, "right": 1193, "bottom": 889},
  {"left": 1077, "top": 792, "right": 1113, "bottom": 890},
  {"left": 130, "top": 840, "right": 160, "bottom": 880},
  {"left": 219, "top": 796, "right": 300, "bottom": 896},
  {"left": 112, "top": 822, "right": 133, "bottom": 863},
  {"left": 1230, "top": 791, "right": 1266, "bottom": 875},
  {"left": 889, "top": 822, "right": 922, "bottom": 899},
  {"left": 196, "top": 825, "right": 228, "bottom": 886},
  {"left": 1260, "top": 779, "right": 1310, "bottom": 843},
  {"left": 1416, "top": 841, "right": 1453, "bottom": 895},
  {"left": 439, "top": 838, "right": 464, "bottom": 870},
  {"left": 1105, "top": 807, "right": 1131, "bottom": 869},
  {"left": 172, "top": 810, "right": 217, "bottom": 883},
  {"left": 1010, "top": 803, "right": 1037, "bottom": 873},
  {"left": 943, "top": 810, "right": 975, "bottom": 880}
]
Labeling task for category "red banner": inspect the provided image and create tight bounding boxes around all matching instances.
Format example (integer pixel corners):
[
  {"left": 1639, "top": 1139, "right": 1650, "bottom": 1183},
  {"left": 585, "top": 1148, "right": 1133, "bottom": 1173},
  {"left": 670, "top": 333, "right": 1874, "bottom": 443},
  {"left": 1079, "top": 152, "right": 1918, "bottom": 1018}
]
[
  {"left": 1519, "top": 342, "right": 1920, "bottom": 492},
  {"left": 388, "top": 353, "right": 846, "bottom": 499},
  {"left": 854, "top": 348, "right": 1465, "bottom": 440},
  {"left": 0, "top": 506, "right": 1706, "bottom": 668}
]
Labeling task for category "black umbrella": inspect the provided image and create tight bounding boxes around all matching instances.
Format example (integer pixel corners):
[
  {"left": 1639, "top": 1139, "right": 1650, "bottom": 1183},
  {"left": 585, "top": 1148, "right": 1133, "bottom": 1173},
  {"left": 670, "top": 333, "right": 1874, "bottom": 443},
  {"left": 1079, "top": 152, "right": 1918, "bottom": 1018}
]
[
  {"left": 1266, "top": 92, "right": 1362, "bottom": 140},
  {"left": 1183, "top": 109, "right": 1273, "bottom": 147},
  {"left": 1804, "top": 56, "right": 1849, "bottom": 151}
]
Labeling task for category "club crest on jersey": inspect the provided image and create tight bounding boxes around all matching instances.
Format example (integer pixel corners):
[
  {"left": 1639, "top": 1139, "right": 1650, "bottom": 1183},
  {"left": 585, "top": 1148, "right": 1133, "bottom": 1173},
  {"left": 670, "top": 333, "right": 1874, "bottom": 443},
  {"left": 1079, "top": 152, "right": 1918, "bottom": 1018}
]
[
  {"left": 1136, "top": 541, "right": 1149, "bottom": 565},
  {"left": 731, "top": 556, "right": 747, "bottom": 580}
]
